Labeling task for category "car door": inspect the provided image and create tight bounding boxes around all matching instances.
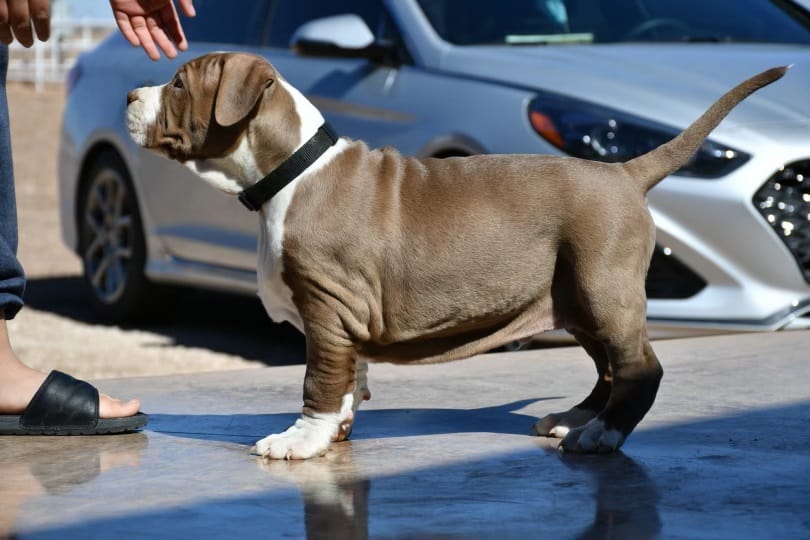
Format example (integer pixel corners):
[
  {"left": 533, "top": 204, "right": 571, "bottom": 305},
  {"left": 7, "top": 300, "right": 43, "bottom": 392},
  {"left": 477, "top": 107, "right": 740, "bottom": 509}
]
[
  {"left": 140, "top": 0, "right": 409, "bottom": 277},
  {"left": 260, "top": 0, "right": 536, "bottom": 161},
  {"left": 140, "top": 0, "right": 533, "bottom": 281},
  {"left": 260, "top": 0, "right": 431, "bottom": 152}
]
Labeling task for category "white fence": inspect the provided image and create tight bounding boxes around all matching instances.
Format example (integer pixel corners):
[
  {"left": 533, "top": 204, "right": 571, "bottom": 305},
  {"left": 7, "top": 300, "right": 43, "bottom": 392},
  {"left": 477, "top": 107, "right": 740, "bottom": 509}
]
[{"left": 7, "top": 18, "right": 115, "bottom": 90}]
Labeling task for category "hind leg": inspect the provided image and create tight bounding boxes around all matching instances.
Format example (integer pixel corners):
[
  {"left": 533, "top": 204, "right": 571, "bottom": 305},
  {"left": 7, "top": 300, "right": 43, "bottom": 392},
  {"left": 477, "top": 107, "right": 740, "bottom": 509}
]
[
  {"left": 551, "top": 211, "right": 662, "bottom": 452},
  {"left": 562, "top": 335, "right": 661, "bottom": 453},
  {"left": 541, "top": 206, "right": 663, "bottom": 452},
  {"left": 533, "top": 331, "right": 612, "bottom": 438},
  {"left": 560, "top": 304, "right": 663, "bottom": 453}
]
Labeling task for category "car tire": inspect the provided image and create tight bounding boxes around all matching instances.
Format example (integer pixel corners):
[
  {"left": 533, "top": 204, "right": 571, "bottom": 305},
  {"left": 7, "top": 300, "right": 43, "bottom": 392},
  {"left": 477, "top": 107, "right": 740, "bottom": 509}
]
[{"left": 77, "top": 149, "right": 163, "bottom": 322}]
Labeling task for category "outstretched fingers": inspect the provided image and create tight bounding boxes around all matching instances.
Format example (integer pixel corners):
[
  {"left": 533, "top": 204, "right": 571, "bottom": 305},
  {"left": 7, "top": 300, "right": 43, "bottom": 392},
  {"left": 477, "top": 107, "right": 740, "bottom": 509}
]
[
  {"left": 113, "top": 11, "right": 140, "bottom": 47},
  {"left": 154, "top": 2, "right": 188, "bottom": 56},
  {"left": 0, "top": 0, "right": 51, "bottom": 47},
  {"left": 111, "top": 0, "right": 194, "bottom": 61},
  {"left": 177, "top": 0, "right": 195, "bottom": 18}
]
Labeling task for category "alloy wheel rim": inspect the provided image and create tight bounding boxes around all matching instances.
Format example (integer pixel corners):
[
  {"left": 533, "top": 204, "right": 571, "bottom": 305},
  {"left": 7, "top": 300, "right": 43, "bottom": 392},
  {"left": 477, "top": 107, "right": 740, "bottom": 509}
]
[{"left": 83, "top": 171, "right": 134, "bottom": 304}]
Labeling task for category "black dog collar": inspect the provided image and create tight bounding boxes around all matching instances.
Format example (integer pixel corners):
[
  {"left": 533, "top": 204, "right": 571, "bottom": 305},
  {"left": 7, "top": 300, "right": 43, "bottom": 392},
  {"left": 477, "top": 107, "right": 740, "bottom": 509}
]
[{"left": 237, "top": 123, "right": 339, "bottom": 211}]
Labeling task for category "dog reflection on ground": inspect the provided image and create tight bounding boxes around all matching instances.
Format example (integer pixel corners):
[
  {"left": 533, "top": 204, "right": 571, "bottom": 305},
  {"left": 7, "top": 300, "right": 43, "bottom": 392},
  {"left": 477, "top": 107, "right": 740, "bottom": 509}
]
[
  {"left": 258, "top": 443, "right": 369, "bottom": 540},
  {"left": 257, "top": 442, "right": 660, "bottom": 540}
]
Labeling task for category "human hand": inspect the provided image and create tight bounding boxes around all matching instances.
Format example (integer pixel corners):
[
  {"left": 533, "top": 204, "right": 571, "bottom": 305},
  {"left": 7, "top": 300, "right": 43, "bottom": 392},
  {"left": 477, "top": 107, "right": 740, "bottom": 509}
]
[
  {"left": 0, "top": 0, "right": 51, "bottom": 47},
  {"left": 109, "top": 0, "right": 195, "bottom": 61}
]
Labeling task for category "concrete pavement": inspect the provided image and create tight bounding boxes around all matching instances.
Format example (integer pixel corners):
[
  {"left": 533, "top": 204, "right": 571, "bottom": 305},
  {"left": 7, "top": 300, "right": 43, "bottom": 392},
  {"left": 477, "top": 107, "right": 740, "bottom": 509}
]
[{"left": 2, "top": 330, "right": 809, "bottom": 539}]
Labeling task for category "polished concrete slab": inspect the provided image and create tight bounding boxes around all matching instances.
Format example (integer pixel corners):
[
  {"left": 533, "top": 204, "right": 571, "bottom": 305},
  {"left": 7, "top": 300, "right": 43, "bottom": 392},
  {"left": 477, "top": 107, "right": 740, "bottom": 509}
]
[{"left": 2, "top": 331, "right": 809, "bottom": 539}]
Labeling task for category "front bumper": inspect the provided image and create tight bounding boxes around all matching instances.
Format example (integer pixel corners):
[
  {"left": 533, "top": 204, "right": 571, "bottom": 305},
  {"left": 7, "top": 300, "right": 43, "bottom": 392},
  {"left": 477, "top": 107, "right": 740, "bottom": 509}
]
[
  {"left": 643, "top": 150, "right": 810, "bottom": 334},
  {"left": 753, "top": 159, "right": 810, "bottom": 284}
]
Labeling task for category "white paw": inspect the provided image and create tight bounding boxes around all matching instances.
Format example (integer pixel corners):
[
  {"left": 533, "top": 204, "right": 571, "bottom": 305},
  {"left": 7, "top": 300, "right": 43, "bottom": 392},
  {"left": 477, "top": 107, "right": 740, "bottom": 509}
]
[
  {"left": 253, "top": 416, "right": 337, "bottom": 460},
  {"left": 560, "top": 418, "right": 625, "bottom": 453},
  {"left": 254, "top": 394, "right": 355, "bottom": 460}
]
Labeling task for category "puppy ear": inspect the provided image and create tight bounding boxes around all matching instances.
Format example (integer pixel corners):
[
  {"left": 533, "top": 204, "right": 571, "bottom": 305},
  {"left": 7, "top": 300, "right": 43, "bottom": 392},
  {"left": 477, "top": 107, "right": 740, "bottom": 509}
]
[{"left": 214, "top": 54, "right": 275, "bottom": 127}]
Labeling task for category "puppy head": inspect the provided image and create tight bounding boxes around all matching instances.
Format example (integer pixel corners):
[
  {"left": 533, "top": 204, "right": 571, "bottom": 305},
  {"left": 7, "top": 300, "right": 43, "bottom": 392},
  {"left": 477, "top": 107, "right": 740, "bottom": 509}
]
[{"left": 126, "top": 52, "right": 305, "bottom": 194}]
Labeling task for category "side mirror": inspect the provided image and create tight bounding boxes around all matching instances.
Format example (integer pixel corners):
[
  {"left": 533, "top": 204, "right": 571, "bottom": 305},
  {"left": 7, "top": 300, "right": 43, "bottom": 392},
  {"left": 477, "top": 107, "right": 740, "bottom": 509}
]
[{"left": 291, "top": 14, "right": 398, "bottom": 65}]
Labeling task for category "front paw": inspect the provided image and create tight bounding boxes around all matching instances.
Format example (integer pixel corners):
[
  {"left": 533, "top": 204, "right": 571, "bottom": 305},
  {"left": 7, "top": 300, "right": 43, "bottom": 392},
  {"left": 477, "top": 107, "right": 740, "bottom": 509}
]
[{"left": 253, "top": 416, "right": 336, "bottom": 460}]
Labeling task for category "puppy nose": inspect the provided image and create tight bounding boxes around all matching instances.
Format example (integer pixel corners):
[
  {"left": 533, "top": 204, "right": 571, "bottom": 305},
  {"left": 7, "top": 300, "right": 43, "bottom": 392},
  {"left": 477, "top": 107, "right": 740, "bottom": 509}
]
[{"left": 127, "top": 91, "right": 139, "bottom": 105}]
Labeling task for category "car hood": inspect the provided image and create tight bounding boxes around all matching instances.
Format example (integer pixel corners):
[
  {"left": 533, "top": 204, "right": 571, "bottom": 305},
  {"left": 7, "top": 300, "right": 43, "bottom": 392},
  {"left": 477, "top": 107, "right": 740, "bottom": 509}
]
[{"left": 441, "top": 44, "right": 810, "bottom": 134}]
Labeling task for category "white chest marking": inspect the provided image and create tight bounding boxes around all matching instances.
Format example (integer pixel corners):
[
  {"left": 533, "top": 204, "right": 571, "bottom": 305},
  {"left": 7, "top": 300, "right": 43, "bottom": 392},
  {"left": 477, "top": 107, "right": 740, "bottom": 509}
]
[
  {"left": 255, "top": 76, "right": 345, "bottom": 332},
  {"left": 256, "top": 140, "right": 347, "bottom": 331}
]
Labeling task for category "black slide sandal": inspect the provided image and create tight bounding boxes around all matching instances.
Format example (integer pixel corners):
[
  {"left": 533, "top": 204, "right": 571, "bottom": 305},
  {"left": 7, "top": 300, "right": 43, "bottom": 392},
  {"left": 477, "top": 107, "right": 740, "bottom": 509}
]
[{"left": 0, "top": 370, "right": 148, "bottom": 435}]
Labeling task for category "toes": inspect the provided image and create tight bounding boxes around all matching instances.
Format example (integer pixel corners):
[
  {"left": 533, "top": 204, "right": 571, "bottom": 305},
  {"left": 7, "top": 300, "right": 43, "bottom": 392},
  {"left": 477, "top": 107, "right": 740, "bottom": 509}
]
[
  {"left": 255, "top": 434, "right": 296, "bottom": 460},
  {"left": 255, "top": 435, "right": 285, "bottom": 460},
  {"left": 533, "top": 413, "right": 562, "bottom": 436},
  {"left": 560, "top": 419, "right": 625, "bottom": 454},
  {"left": 98, "top": 394, "right": 141, "bottom": 419},
  {"left": 254, "top": 417, "right": 335, "bottom": 460},
  {"left": 533, "top": 408, "right": 597, "bottom": 438},
  {"left": 549, "top": 425, "right": 571, "bottom": 438}
]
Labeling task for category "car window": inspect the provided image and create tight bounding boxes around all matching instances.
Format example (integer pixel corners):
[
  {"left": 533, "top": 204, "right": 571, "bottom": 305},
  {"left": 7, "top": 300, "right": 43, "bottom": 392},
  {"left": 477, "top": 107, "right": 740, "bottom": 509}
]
[
  {"left": 183, "top": 0, "right": 274, "bottom": 46},
  {"left": 416, "top": 0, "right": 810, "bottom": 45},
  {"left": 265, "top": 0, "right": 386, "bottom": 48}
]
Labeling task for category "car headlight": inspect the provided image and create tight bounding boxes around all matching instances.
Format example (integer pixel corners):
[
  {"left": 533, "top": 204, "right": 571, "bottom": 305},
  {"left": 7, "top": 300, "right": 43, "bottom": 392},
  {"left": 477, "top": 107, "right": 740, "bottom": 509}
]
[{"left": 528, "top": 93, "right": 749, "bottom": 178}]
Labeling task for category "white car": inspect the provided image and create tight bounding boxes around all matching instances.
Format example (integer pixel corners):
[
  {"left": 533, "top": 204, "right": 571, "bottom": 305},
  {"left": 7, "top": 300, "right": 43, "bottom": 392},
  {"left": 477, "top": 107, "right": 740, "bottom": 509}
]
[{"left": 59, "top": 0, "right": 810, "bottom": 340}]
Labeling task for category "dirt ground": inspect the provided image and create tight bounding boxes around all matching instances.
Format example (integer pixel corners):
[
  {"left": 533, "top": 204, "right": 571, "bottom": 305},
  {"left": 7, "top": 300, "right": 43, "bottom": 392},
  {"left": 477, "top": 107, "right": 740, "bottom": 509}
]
[{"left": 6, "top": 82, "right": 305, "bottom": 381}]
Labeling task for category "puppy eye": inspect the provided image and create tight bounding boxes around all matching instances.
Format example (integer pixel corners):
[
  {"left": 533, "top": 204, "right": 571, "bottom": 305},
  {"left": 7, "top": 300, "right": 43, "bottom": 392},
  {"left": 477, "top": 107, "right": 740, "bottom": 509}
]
[{"left": 172, "top": 77, "right": 184, "bottom": 90}]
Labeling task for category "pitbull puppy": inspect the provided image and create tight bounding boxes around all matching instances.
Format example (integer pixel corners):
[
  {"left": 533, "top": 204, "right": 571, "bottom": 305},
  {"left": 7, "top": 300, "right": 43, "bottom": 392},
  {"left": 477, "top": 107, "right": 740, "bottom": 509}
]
[{"left": 126, "top": 52, "right": 787, "bottom": 459}]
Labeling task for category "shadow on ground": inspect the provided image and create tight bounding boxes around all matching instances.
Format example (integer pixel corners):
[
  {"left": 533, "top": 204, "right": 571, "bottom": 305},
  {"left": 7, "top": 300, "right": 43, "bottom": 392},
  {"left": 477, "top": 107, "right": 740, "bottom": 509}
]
[
  {"left": 146, "top": 398, "right": 559, "bottom": 443},
  {"left": 23, "top": 275, "right": 305, "bottom": 366},
  {"left": 10, "top": 401, "right": 810, "bottom": 539}
]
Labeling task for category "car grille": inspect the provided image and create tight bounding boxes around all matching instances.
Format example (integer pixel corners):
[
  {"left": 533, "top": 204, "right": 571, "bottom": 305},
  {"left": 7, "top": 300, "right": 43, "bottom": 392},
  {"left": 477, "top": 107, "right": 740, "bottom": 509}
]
[
  {"left": 753, "top": 160, "right": 810, "bottom": 284},
  {"left": 646, "top": 245, "right": 706, "bottom": 299}
]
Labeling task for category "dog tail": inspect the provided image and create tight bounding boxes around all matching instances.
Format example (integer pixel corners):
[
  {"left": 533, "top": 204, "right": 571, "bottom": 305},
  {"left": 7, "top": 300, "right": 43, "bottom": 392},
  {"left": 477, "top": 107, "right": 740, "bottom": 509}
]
[{"left": 623, "top": 65, "right": 790, "bottom": 192}]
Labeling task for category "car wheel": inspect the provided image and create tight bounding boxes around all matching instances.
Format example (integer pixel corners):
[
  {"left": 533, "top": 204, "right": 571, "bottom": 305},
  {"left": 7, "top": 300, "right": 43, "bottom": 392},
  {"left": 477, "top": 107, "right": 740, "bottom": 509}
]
[{"left": 77, "top": 150, "right": 160, "bottom": 322}]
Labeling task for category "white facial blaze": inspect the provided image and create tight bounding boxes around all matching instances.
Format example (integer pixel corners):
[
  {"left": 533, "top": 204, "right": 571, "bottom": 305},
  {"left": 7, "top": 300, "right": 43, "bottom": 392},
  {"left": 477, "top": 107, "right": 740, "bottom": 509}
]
[{"left": 125, "top": 85, "right": 164, "bottom": 147}]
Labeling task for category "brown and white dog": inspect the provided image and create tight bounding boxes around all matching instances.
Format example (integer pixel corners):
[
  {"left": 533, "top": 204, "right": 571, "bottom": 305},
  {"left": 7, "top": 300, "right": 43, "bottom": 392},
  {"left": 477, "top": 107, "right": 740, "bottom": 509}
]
[{"left": 126, "top": 52, "right": 787, "bottom": 459}]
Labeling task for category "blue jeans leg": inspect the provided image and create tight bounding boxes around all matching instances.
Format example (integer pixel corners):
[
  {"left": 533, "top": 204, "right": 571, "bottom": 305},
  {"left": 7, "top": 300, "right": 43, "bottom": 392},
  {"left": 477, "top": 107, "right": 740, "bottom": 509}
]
[{"left": 0, "top": 45, "right": 26, "bottom": 320}]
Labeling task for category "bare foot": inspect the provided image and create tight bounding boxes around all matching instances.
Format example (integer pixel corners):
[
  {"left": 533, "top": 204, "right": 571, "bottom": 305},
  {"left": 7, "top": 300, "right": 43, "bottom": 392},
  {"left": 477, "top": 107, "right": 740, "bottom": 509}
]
[
  {"left": 0, "top": 342, "right": 140, "bottom": 418},
  {"left": 0, "top": 362, "right": 140, "bottom": 418}
]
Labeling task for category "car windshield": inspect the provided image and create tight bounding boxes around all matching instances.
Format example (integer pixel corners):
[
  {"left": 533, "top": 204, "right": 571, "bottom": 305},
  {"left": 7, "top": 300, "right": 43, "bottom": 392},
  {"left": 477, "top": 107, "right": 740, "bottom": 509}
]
[{"left": 416, "top": 0, "right": 810, "bottom": 45}]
